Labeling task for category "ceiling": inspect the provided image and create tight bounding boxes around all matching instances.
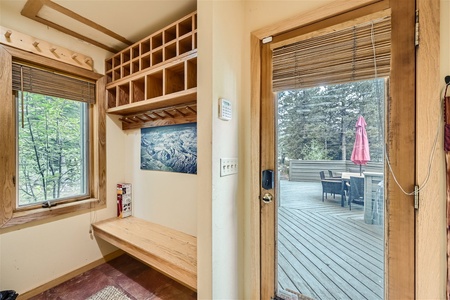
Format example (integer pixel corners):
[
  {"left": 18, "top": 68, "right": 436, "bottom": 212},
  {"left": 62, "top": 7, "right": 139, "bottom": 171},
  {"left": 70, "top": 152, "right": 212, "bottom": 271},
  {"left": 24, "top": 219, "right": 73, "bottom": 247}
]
[{"left": 1, "top": 0, "right": 197, "bottom": 53}]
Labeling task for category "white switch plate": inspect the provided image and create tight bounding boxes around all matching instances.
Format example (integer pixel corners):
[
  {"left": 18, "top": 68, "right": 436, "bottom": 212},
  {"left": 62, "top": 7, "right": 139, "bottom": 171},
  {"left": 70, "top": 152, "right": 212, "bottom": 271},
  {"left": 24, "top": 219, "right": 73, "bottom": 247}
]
[{"left": 220, "top": 158, "right": 238, "bottom": 176}]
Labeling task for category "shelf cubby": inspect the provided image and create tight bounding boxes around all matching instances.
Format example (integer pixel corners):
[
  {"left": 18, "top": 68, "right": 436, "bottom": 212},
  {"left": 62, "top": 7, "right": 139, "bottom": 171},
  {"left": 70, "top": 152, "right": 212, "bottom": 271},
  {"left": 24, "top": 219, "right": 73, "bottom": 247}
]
[
  {"left": 122, "top": 63, "right": 131, "bottom": 78},
  {"left": 122, "top": 50, "right": 131, "bottom": 64},
  {"left": 147, "top": 71, "right": 163, "bottom": 99},
  {"left": 113, "top": 68, "right": 120, "bottom": 81},
  {"left": 179, "top": 35, "right": 193, "bottom": 55},
  {"left": 164, "top": 25, "right": 177, "bottom": 43},
  {"left": 132, "top": 45, "right": 140, "bottom": 59},
  {"left": 118, "top": 83, "right": 130, "bottom": 106},
  {"left": 141, "top": 39, "right": 151, "bottom": 54},
  {"left": 165, "top": 63, "right": 185, "bottom": 95},
  {"left": 131, "top": 59, "right": 140, "bottom": 74},
  {"left": 165, "top": 42, "right": 177, "bottom": 61},
  {"left": 152, "top": 32, "right": 163, "bottom": 49},
  {"left": 113, "top": 56, "right": 121, "bottom": 68},
  {"left": 107, "top": 87, "right": 117, "bottom": 109},
  {"left": 132, "top": 77, "right": 146, "bottom": 103},
  {"left": 141, "top": 55, "right": 151, "bottom": 70},
  {"left": 179, "top": 17, "right": 193, "bottom": 36},
  {"left": 152, "top": 49, "right": 163, "bottom": 66}
]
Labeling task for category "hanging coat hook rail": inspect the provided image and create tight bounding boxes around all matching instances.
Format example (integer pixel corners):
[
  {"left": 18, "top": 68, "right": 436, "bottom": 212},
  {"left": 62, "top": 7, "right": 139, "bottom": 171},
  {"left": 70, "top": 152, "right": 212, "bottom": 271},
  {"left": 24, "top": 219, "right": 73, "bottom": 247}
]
[{"left": 118, "top": 102, "right": 197, "bottom": 130}]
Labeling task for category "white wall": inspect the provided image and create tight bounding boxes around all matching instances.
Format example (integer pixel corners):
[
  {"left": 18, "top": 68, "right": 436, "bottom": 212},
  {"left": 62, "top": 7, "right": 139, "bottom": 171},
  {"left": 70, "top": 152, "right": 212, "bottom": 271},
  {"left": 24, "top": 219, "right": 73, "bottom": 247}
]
[
  {"left": 197, "top": 0, "right": 243, "bottom": 299},
  {"left": 0, "top": 1, "right": 122, "bottom": 294},
  {"left": 120, "top": 130, "right": 198, "bottom": 236},
  {"left": 240, "top": 1, "right": 333, "bottom": 298}
]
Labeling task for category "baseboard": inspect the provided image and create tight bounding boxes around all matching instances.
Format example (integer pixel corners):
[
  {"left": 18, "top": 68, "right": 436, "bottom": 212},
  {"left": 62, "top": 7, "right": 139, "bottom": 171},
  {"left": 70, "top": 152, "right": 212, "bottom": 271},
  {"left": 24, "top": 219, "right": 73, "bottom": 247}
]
[{"left": 17, "top": 250, "right": 124, "bottom": 299}]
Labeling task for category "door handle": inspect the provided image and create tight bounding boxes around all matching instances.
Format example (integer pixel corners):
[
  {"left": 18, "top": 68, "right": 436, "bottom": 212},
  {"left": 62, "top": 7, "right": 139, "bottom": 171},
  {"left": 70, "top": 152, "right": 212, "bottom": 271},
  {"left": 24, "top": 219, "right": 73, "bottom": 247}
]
[{"left": 262, "top": 193, "right": 273, "bottom": 204}]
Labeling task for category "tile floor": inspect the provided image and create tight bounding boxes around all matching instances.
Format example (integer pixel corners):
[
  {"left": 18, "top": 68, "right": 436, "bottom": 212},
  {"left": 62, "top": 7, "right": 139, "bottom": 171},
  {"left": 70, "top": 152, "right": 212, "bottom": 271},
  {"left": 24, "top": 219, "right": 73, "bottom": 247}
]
[{"left": 30, "top": 254, "right": 197, "bottom": 300}]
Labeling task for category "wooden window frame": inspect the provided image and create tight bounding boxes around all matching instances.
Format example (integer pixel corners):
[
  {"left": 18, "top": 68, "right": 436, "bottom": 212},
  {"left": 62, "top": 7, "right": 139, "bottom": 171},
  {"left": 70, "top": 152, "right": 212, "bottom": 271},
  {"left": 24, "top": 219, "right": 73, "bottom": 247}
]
[
  {"left": 0, "top": 45, "right": 106, "bottom": 228},
  {"left": 250, "top": 0, "right": 416, "bottom": 299}
]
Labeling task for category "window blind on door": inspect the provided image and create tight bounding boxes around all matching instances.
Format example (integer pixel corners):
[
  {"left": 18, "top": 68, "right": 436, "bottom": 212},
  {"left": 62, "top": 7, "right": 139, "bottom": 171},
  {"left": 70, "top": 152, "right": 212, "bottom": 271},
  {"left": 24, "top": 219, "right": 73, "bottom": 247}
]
[
  {"left": 272, "top": 16, "right": 391, "bottom": 92},
  {"left": 12, "top": 62, "right": 96, "bottom": 104}
]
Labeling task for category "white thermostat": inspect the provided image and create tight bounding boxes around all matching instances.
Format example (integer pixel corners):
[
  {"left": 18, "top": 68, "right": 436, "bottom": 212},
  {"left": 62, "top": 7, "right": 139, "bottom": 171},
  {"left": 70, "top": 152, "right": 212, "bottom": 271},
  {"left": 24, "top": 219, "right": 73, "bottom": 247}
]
[{"left": 219, "top": 98, "right": 232, "bottom": 121}]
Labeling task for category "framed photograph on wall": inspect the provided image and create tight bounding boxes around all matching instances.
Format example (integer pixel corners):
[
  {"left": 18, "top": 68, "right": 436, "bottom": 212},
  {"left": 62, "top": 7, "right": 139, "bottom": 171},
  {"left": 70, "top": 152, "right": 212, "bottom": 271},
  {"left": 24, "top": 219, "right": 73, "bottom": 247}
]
[{"left": 141, "top": 123, "right": 197, "bottom": 174}]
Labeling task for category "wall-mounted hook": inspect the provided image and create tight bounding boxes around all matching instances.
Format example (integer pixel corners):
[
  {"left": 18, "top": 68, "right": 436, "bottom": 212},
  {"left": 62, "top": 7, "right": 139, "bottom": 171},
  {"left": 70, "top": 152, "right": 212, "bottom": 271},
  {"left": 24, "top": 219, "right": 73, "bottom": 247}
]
[
  {"left": 71, "top": 53, "right": 78, "bottom": 59},
  {"left": 143, "top": 113, "right": 155, "bottom": 120},
  {"left": 163, "top": 110, "right": 174, "bottom": 117},
  {"left": 119, "top": 117, "right": 133, "bottom": 124},
  {"left": 186, "top": 106, "right": 197, "bottom": 114},
  {"left": 50, "top": 46, "right": 57, "bottom": 53},
  {"left": 4, "top": 30, "right": 12, "bottom": 39},
  {"left": 153, "top": 112, "right": 165, "bottom": 119},
  {"left": 174, "top": 108, "right": 186, "bottom": 116},
  {"left": 32, "top": 40, "right": 40, "bottom": 47},
  {"left": 84, "top": 57, "right": 92, "bottom": 65}
]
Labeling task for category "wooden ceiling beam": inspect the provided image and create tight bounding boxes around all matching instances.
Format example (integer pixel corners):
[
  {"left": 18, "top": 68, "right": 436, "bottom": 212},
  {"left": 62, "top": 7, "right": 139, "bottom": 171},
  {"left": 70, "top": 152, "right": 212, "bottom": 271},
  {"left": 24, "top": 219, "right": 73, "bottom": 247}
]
[{"left": 21, "top": 0, "right": 132, "bottom": 53}]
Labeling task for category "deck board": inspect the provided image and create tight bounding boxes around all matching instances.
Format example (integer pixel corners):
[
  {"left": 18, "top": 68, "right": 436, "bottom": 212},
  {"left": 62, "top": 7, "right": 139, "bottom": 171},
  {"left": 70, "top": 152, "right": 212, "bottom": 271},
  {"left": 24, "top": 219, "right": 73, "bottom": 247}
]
[{"left": 278, "top": 180, "right": 384, "bottom": 300}]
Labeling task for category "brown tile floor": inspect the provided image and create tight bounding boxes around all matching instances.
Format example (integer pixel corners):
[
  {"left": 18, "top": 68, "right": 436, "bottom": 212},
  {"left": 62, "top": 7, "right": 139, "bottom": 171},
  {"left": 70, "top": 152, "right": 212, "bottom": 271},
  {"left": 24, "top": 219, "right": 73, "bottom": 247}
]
[{"left": 30, "top": 254, "right": 197, "bottom": 300}]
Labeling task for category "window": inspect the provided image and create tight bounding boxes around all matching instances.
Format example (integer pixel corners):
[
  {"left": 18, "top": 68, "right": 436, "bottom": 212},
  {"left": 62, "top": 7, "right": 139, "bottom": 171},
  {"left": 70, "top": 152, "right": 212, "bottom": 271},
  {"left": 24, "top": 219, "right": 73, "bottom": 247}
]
[
  {"left": 0, "top": 46, "right": 106, "bottom": 227},
  {"left": 17, "top": 92, "right": 89, "bottom": 206},
  {"left": 12, "top": 63, "right": 94, "bottom": 208}
]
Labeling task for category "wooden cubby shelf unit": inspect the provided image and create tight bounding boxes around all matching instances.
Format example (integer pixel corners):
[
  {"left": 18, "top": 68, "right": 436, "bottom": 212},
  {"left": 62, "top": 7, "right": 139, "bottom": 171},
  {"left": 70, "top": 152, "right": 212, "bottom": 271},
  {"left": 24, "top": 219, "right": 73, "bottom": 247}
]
[{"left": 105, "top": 11, "right": 197, "bottom": 130}]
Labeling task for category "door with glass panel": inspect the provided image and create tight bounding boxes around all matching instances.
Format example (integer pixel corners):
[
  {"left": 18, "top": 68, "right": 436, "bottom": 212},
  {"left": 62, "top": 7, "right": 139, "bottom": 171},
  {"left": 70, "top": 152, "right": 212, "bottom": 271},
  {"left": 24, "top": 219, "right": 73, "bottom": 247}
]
[{"left": 258, "top": 3, "right": 415, "bottom": 299}]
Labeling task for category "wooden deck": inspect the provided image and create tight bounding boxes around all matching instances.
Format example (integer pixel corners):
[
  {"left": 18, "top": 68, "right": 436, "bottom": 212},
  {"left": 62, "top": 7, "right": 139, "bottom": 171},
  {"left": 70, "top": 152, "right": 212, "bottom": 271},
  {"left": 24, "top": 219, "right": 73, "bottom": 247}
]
[{"left": 278, "top": 180, "right": 384, "bottom": 300}]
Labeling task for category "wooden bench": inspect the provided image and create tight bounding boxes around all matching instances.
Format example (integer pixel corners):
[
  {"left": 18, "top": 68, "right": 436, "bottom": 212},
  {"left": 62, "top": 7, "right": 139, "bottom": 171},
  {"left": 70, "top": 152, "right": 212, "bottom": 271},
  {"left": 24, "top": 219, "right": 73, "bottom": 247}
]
[{"left": 92, "top": 216, "right": 197, "bottom": 291}]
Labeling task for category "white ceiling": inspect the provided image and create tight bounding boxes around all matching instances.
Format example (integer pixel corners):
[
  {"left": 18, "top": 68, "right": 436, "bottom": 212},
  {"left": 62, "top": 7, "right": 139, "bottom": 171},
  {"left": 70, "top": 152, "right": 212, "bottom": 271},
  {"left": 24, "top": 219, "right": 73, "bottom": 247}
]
[{"left": 1, "top": 0, "right": 197, "bottom": 52}]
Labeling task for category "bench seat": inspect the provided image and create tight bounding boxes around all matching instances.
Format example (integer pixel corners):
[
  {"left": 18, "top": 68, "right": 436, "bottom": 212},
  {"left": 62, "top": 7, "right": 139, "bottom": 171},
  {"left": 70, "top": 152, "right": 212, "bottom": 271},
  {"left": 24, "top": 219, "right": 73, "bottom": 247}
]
[{"left": 92, "top": 216, "right": 197, "bottom": 291}]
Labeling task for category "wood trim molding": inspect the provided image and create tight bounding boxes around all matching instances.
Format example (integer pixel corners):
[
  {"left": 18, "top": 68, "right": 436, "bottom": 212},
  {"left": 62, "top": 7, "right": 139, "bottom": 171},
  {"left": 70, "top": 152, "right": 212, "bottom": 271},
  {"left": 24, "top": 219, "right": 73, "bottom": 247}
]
[
  {"left": 415, "top": 0, "right": 444, "bottom": 298},
  {"left": 0, "top": 46, "right": 15, "bottom": 227},
  {"left": 249, "top": 33, "right": 261, "bottom": 300},
  {"left": 0, "top": 26, "right": 93, "bottom": 71},
  {"left": 21, "top": 0, "right": 132, "bottom": 53}
]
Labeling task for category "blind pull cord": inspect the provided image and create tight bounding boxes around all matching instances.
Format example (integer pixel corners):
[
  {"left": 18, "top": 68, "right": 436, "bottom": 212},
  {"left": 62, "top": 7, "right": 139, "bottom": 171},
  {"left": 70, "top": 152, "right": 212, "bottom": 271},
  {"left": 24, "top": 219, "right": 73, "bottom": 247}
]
[{"left": 20, "top": 66, "right": 24, "bottom": 129}]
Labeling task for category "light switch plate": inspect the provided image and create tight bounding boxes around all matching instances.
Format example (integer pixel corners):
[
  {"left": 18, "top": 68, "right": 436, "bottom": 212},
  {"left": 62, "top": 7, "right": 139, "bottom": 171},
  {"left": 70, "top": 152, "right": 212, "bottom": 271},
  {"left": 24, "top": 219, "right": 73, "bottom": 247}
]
[{"left": 220, "top": 158, "right": 238, "bottom": 176}]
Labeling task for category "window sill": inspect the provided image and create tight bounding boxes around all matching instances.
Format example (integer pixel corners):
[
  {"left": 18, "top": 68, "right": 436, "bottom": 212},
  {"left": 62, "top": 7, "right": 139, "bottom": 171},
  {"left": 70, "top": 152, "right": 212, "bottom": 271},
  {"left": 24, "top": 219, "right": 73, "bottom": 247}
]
[{"left": 1, "top": 198, "right": 105, "bottom": 228}]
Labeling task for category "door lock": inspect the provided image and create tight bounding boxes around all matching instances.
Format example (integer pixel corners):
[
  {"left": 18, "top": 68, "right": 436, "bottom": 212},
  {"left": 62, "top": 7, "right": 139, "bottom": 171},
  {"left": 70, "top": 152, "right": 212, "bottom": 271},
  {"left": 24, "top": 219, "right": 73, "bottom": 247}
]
[{"left": 262, "top": 193, "right": 273, "bottom": 204}]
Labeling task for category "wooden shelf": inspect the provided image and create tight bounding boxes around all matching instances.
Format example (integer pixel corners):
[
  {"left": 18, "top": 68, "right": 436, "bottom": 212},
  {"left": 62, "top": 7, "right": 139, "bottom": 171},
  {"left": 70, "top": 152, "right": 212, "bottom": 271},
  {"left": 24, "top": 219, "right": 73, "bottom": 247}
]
[
  {"left": 92, "top": 216, "right": 197, "bottom": 291},
  {"left": 107, "top": 88, "right": 197, "bottom": 115},
  {"left": 104, "top": 11, "right": 197, "bottom": 130}
]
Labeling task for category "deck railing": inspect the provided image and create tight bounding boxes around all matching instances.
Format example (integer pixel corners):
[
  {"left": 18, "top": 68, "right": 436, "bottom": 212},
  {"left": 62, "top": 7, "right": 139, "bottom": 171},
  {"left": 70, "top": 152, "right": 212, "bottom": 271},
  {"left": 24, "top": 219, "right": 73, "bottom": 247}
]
[{"left": 288, "top": 160, "right": 384, "bottom": 181}]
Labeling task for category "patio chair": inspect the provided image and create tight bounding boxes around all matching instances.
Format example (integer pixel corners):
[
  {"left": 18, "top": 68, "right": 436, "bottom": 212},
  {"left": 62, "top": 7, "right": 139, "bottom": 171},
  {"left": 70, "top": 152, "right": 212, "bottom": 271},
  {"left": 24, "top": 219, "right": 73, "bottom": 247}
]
[
  {"left": 328, "top": 170, "right": 341, "bottom": 179},
  {"left": 348, "top": 176, "right": 364, "bottom": 210},
  {"left": 320, "top": 171, "right": 343, "bottom": 202}
]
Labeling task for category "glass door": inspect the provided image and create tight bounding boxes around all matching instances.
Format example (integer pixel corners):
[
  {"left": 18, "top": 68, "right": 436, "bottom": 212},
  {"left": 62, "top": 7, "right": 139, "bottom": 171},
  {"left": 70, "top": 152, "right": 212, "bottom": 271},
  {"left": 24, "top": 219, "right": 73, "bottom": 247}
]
[{"left": 276, "top": 80, "right": 386, "bottom": 300}]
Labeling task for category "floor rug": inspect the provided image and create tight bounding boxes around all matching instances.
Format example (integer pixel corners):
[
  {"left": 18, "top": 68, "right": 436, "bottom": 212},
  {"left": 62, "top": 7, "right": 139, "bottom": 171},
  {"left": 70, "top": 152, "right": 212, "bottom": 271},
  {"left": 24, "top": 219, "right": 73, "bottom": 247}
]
[{"left": 86, "top": 286, "right": 131, "bottom": 300}]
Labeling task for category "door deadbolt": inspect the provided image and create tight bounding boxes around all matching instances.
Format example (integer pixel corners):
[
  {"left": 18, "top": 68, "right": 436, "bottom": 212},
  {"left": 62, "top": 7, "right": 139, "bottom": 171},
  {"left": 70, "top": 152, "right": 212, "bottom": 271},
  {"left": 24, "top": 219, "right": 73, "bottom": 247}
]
[{"left": 262, "top": 193, "right": 273, "bottom": 204}]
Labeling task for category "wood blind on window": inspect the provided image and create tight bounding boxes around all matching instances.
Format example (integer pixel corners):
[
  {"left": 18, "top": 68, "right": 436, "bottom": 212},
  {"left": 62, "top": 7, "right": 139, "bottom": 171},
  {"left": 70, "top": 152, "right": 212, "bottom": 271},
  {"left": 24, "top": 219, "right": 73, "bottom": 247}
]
[
  {"left": 272, "top": 16, "right": 391, "bottom": 91},
  {"left": 12, "top": 63, "right": 96, "bottom": 104}
]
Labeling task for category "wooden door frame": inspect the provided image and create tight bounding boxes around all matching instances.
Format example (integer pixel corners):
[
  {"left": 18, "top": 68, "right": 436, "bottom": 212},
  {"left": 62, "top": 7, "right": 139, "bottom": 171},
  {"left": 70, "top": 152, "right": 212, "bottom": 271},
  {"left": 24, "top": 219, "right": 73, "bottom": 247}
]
[{"left": 250, "top": 0, "right": 416, "bottom": 299}]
